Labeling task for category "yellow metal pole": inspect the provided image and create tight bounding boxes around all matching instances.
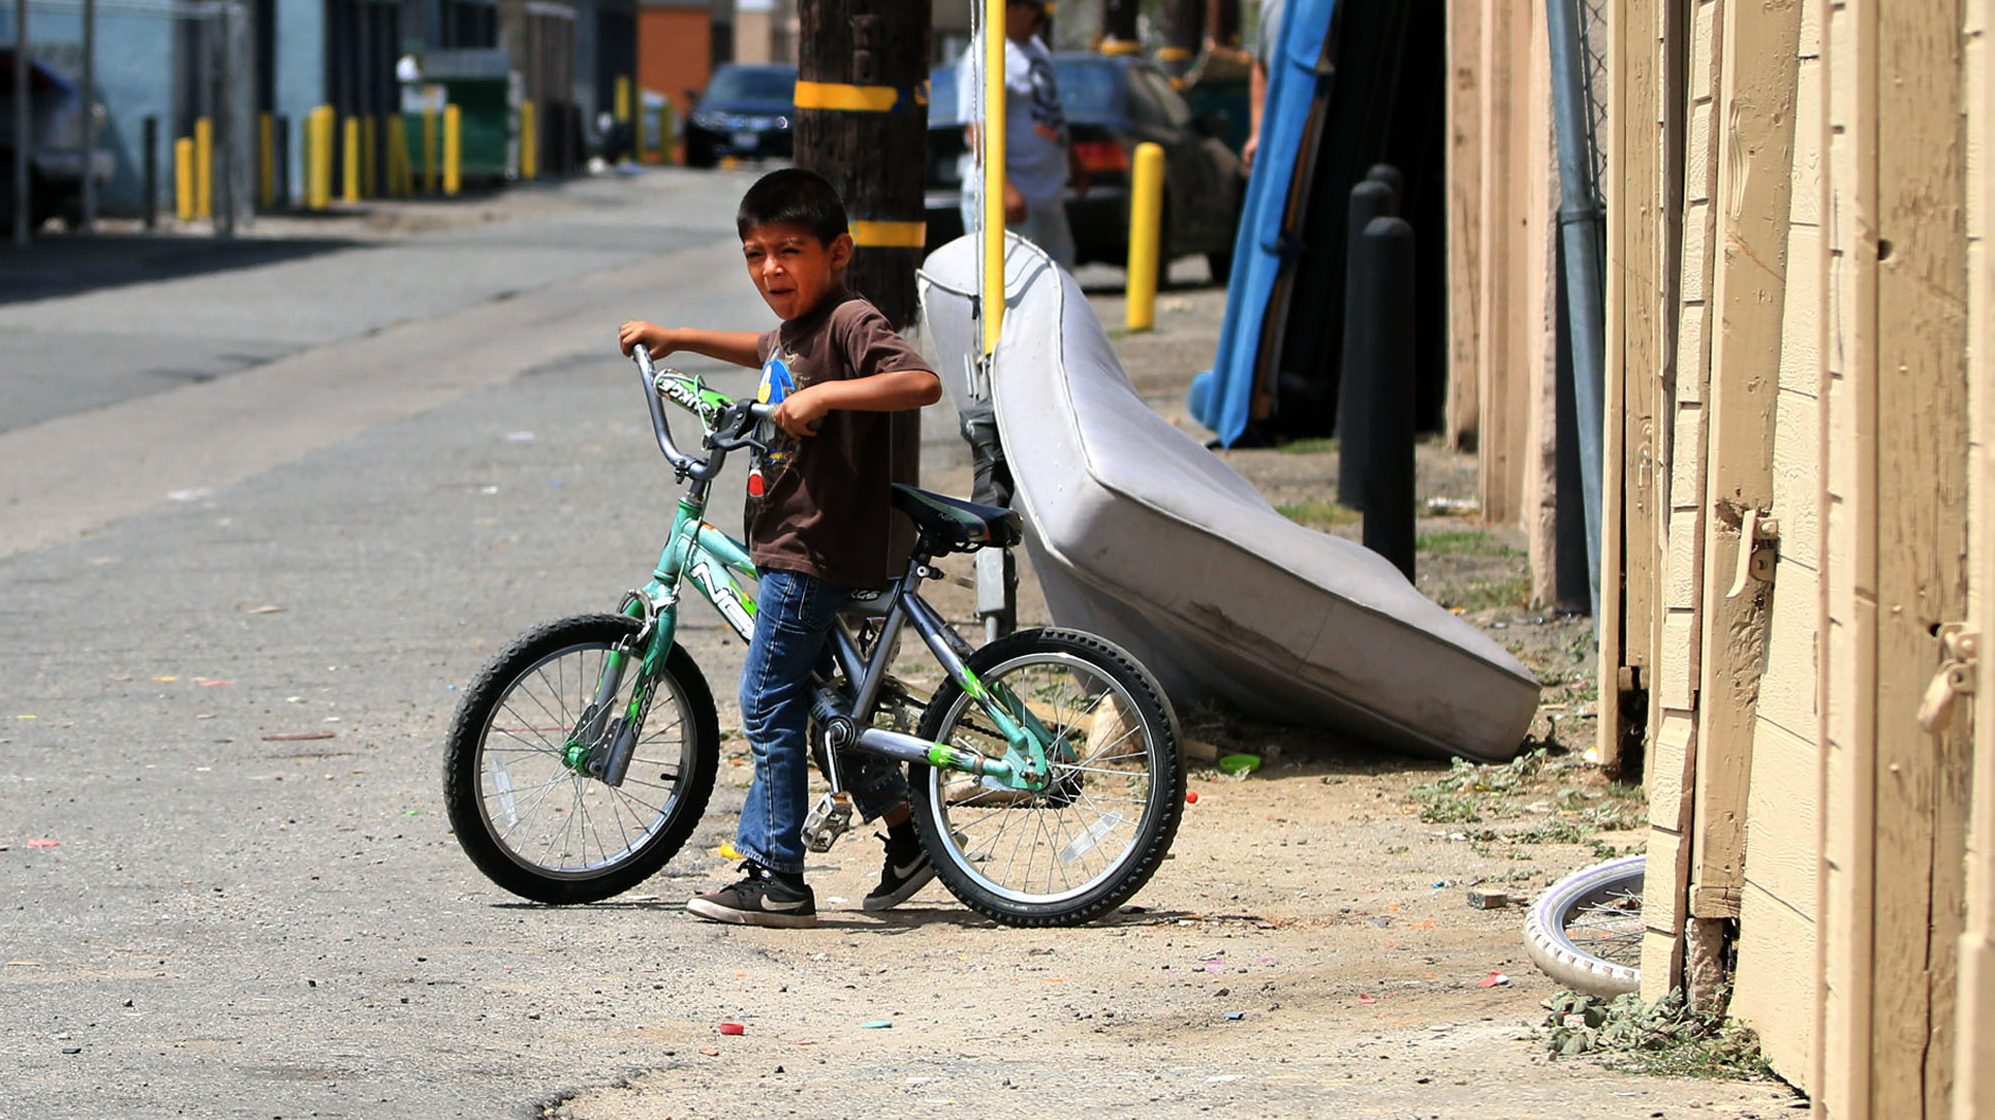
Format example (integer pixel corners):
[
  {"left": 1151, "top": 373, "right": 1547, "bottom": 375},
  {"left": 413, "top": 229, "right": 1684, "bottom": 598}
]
[
  {"left": 521, "top": 100, "right": 538, "bottom": 180},
  {"left": 303, "top": 112, "right": 317, "bottom": 209},
  {"left": 258, "top": 112, "right": 274, "bottom": 209},
  {"left": 422, "top": 108, "right": 438, "bottom": 193},
  {"left": 362, "top": 115, "right": 377, "bottom": 198},
  {"left": 1126, "top": 142, "right": 1165, "bottom": 331},
  {"left": 656, "top": 98, "right": 676, "bottom": 164},
  {"left": 615, "top": 75, "right": 631, "bottom": 123},
  {"left": 387, "top": 114, "right": 408, "bottom": 197},
  {"left": 314, "top": 107, "right": 334, "bottom": 209},
  {"left": 981, "top": 0, "right": 1007, "bottom": 356},
  {"left": 174, "top": 136, "right": 195, "bottom": 221},
  {"left": 194, "top": 117, "right": 213, "bottom": 219},
  {"left": 443, "top": 104, "right": 462, "bottom": 196},
  {"left": 343, "top": 116, "right": 360, "bottom": 203}
]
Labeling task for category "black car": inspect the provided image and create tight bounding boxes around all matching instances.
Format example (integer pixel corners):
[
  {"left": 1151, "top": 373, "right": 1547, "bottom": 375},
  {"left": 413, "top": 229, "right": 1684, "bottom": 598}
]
[
  {"left": 926, "top": 53, "right": 1245, "bottom": 282},
  {"left": 683, "top": 63, "right": 797, "bottom": 168}
]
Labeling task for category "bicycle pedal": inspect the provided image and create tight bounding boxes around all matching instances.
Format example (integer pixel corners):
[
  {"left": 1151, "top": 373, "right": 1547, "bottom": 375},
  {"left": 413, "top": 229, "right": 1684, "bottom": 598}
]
[{"left": 801, "top": 792, "right": 853, "bottom": 853}]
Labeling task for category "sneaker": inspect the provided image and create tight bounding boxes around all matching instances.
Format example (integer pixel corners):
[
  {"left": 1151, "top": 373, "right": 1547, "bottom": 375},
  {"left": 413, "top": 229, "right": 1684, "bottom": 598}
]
[
  {"left": 863, "top": 832, "right": 937, "bottom": 912},
  {"left": 686, "top": 861, "right": 818, "bottom": 928}
]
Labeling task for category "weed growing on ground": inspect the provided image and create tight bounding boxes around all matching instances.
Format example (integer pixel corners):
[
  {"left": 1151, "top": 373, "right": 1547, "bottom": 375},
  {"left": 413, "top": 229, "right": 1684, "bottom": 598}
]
[
  {"left": 1278, "top": 436, "right": 1338, "bottom": 455},
  {"left": 1408, "top": 749, "right": 1644, "bottom": 855},
  {"left": 1414, "top": 529, "right": 1521, "bottom": 558},
  {"left": 1441, "top": 573, "right": 1532, "bottom": 612},
  {"left": 1275, "top": 498, "right": 1360, "bottom": 530},
  {"left": 1541, "top": 990, "right": 1775, "bottom": 1081}
]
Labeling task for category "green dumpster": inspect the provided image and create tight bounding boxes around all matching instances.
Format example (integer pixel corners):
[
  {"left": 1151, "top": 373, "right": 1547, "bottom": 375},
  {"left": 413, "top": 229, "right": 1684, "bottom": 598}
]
[{"left": 400, "top": 48, "right": 518, "bottom": 184}]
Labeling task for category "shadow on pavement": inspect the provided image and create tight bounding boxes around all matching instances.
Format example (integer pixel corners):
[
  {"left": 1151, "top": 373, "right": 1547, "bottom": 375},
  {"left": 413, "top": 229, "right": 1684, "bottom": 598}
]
[{"left": 0, "top": 230, "right": 365, "bottom": 305}]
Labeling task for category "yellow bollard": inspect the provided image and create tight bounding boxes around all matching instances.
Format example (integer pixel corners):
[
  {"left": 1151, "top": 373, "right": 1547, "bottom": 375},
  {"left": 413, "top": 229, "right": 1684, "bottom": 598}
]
[
  {"left": 362, "top": 116, "right": 378, "bottom": 198},
  {"left": 174, "top": 137, "right": 195, "bottom": 221},
  {"left": 981, "top": 0, "right": 1007, "bottom": 356},
  {"left": 1126, "top": 141, "right": 1166, "bottom": 332},
  {"left": 387, "top": 115, "right": 409, "bottom": 197},
  {"left": 443, "top": 105, "right": 461, "bottom": 197},
  {"left": 309, "top": 106, "right": 333, "bottom": 210},
  {"left": 343, "top": 117, "right": 360, "bottom": 203},
  {"left": 422, "top": 108, "right": 438, "bottom": 193},
  {"left": 259, "top": 112, "right": 274, "bottom": 209},
  {"left": 520, "top": 100, "right": 537, "bottom": 180},
  {"left": 195, "top": 117, "right": 213, "bottom": 219},
  {"left": 615, "top": 75, "right": 631, "bottom": 124}
]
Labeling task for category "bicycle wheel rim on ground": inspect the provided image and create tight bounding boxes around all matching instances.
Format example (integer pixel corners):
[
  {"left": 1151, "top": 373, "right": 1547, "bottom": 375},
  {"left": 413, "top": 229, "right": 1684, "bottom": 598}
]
[
  {"left": 1523, "top": 853, "right": 1645, "bottom": 997},
  {"left": 910, "top": 628, "right": 1184, "bottom": 927},
  {"left": 442, "top": 614, "right": 719, "bottom": 904}
]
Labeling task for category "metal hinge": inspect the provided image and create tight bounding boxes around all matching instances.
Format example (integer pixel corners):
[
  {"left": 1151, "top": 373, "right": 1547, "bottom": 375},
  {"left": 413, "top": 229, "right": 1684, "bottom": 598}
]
[
  {"left": 1724, "top": 509, "right": 1781, "bottom": 599},
  {"left": 1918, "top": 622, "right": 1980, "bottom": 734}
]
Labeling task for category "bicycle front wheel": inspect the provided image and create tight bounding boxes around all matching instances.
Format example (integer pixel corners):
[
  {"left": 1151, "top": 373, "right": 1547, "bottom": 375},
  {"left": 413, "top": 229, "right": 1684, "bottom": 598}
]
[
  {"left": 910, "top": 628, "right": 1184, "bottom": 927},
  {"left": 1523, "top": 854, "right": 1645, "bottom": 997},
  {"left": 442, "top": 614, "right": 720, "bottom": 904}
]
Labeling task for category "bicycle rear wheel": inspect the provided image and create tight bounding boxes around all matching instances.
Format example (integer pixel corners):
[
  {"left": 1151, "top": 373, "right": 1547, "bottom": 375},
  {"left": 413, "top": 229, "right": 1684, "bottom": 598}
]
[
  {"left": 1523, "top": 854, "right": 1645, "bottom": 997},
  {"left": 442, "top": 614, "right": 719, "bottom": 904},
  {"left": 909, "top": 628, "right": 1184, "bottom": 927}
]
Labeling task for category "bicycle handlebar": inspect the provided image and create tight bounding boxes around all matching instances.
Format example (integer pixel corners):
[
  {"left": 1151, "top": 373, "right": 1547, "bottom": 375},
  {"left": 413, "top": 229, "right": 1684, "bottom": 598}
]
[{"left": 634, "top": 347, "right": 775, "bottom": 482}]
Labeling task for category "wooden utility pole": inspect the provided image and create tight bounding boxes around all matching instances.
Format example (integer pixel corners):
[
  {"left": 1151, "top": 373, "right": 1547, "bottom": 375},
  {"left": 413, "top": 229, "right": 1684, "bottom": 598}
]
[
  {"left": 793, "top": 0, "right": 932, "bottom": 331},
  {"left": 1102, "top": 0, "right": 1140, "bottom": 52},
  {"left": 1159, "top": 0, "right": 1206, "bottom": 81},
  {"left": 1209, "top": 0, "right": 1242, "bottom": 51}
]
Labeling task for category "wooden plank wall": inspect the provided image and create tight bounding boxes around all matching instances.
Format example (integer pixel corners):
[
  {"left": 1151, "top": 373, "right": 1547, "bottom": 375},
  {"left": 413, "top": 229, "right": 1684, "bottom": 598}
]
[
  {"left": 1475, "top": 0, "right": 1533, "bottom": 526},
  {"left": 1640, "top": 0, "right": 1725, "bottom": 1001},
  {"left": 1818, "top": 0, "right": 1972, "bottom": 1114},
  {"left": 1958, "top": 5, "right": 1995, "bottom": 1115},
  {"left": 1597, "top": 0, "right": 1674, "bottom": 777},
  {"left": 1446, "top": 0, "right": 1483, "bottom": 453},
  {"left": 1686, "top": 0, "right": 1802, "bottom": 929},
  {"left": 1727, "top": 0, "right": 1822, "bottom": 1086},
  {"left": 1522, "top": 9, "right": 1560, "bottom": 608}
]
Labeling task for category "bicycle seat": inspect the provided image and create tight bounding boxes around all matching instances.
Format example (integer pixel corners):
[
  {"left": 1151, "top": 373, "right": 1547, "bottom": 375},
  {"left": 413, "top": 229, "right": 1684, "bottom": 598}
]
[{"left": 891, "top": 484, "right": 1022, "bottom": 555}]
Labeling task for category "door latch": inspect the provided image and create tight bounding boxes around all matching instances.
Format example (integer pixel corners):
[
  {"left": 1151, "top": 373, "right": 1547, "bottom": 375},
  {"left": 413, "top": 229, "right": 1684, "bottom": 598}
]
[
  {"left": 1918, "top": 622, "right": 1979, "bottom": 734},
  {"left": 1724, "top": 510, "right": 1781, "bottom": 599}
]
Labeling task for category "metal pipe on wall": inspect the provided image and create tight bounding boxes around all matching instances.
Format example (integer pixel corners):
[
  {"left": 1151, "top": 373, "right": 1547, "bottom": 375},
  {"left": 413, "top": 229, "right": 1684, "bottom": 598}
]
[
  {"left": 1546, "top": 0, "right": 1606, "bottom": 618},
  {"left": 13, "top": 0, "right": 29, "bottom": 245}
]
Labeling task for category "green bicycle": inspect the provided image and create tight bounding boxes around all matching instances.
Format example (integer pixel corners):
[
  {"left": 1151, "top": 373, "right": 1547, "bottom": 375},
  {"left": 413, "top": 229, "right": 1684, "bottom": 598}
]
[{"left": 441, "top": 349, "right": 1185, "bottom": 926}]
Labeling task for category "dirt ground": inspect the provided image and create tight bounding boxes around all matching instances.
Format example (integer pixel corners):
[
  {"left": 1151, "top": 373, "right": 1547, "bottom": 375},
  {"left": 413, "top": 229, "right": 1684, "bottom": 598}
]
[{"left": 551, "top": 270, "right": 1799, "bottom": 1119}]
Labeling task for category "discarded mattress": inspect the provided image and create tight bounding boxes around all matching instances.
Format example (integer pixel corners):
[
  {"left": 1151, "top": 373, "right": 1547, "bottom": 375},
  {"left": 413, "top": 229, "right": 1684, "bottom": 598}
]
[{"left": 917, "top": 233, "right": 1539, "bottom": 762}]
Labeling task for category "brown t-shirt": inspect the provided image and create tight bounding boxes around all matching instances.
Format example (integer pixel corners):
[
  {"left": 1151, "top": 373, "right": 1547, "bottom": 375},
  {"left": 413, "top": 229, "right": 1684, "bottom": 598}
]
[{"left": 747, "top": 291, "right": 931, "bottom": 589}]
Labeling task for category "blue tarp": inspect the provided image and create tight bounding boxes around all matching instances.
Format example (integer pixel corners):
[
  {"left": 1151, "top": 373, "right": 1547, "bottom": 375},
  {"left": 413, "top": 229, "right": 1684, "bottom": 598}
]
[{"left": 1188, "top": 0, "right": 1337, "bottom": 446}]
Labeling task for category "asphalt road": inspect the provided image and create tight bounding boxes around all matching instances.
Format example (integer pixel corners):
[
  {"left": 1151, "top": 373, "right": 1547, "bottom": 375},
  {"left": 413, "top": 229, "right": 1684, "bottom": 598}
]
[{"left": 0, "top": 168, "right": 930, "bottom": 1118}]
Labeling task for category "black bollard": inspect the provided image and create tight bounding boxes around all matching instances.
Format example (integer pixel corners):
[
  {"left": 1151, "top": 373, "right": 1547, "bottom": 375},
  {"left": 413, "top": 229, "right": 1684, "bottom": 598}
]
[
  {"left": 1358, "top": 215, "right": 1417, "bottom": 581},
  {"left": 1336, "top": 179, "right": 1396, "bottom": 509},
  {"left": 142, "top": 116, "right": 158, "bottom": 229},
  {"left": 1365, "top": 163, "right": 1404, "bottom": 214}
]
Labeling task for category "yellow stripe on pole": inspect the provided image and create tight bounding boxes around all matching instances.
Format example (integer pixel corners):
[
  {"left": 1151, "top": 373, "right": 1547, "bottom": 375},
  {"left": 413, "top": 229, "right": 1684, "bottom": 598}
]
[
  {"left": 982, "top": 0, "right": 1006, "bottom": 356},
  {"left": 1100, "top": 39, "right": 1143, "bottom": 56},
  {"left": 1154, "top": 47, "right": 1193, "bottom": 62},
  {"left": 793, "top": 79, "right": 904, "bottom": 113},
  {"left": 850, "top": 220, "right": 927, "bottom": 248}
]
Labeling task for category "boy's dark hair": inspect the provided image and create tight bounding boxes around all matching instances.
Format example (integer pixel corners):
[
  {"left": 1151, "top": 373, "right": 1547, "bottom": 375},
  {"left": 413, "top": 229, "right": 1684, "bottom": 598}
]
[{"left": 736, "top": 168, "right": 850, "bottom": 245}]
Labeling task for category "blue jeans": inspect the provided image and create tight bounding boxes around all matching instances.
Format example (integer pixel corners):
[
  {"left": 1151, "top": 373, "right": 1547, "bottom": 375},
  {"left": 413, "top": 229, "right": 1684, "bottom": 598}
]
[{"left": 735, "top": 569, "right": 911, "bottom": 875}]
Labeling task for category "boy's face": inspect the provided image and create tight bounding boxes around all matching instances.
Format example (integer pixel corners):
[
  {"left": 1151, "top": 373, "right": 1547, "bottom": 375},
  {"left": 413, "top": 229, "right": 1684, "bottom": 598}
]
[{"left": 741, "top": 221, "right": 853, "bottom": 321}]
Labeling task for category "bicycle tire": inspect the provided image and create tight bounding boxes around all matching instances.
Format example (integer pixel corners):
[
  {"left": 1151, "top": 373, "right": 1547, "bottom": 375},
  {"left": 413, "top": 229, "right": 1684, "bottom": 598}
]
[
  {"left": 909, "top": 627, "right": 1184, "bottom": 927},
  {"left": 1522, "top": 854, "right": 1645, "bottom": 997},
  {"left": 442, "top": 614, "right": 720, "bottom": 904}
]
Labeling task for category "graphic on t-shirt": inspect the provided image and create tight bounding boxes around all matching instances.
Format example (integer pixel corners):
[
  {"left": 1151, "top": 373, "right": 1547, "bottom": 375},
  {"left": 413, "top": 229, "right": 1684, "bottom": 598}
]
[
  {"left": 1026, "top": 52, "right": 1065, "bottom": 142},
  {"left": 748, "top": 353, "right": 799, "bottom": 500}
]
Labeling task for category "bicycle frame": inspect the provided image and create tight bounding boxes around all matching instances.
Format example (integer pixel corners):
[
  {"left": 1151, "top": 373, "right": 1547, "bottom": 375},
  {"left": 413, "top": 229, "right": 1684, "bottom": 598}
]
[{"left": 564, "top": 358, "right": 1057, "bottom": 800}]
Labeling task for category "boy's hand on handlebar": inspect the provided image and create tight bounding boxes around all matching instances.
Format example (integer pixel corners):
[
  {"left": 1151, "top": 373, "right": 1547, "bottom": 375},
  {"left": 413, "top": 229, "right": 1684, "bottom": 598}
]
[
  {"left": 772, "top": 386, "right": 829, "bottom": 438},
  {"left": 619, "top": 320, "right": 674, "bottom": 359}
]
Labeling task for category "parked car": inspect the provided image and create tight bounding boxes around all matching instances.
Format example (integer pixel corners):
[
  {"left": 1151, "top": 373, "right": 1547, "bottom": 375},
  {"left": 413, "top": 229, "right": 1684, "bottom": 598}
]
[
  {"left": 926, "top": 53, "right": 1245, "bottom": 282},
  {"left": 0, "top": 50, "right": 114, "bottom": 230},
  {"left": 683, "top": 63, "right": 797, "bottom": 168}
]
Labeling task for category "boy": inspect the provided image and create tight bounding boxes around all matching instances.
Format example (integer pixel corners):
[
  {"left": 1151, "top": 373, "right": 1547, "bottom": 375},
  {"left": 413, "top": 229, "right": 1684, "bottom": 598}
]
[{"left": 618, "top": 168, "right": 943, "bottom": 928}]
